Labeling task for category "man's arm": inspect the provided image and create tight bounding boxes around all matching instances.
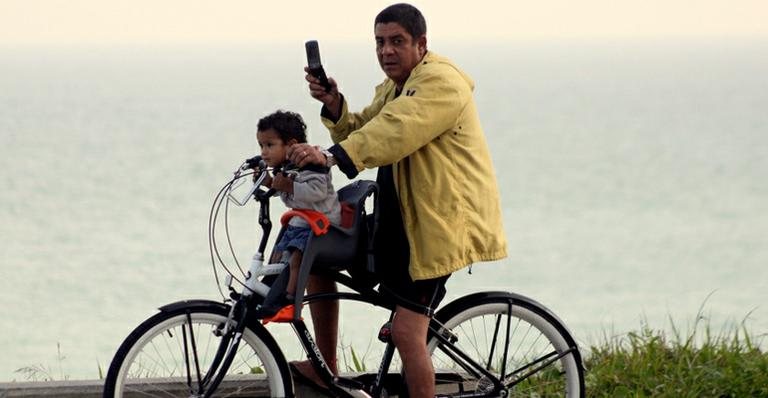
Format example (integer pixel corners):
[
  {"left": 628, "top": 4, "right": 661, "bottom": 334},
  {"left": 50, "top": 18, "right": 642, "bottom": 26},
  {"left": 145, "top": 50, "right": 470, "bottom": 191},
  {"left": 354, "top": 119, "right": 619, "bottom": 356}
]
[
  {"left": 322, "top": 81, "right": 394, "bottom": 144},
  {"left": 338, "top": 67, "right": 469, "bottom": 174}
]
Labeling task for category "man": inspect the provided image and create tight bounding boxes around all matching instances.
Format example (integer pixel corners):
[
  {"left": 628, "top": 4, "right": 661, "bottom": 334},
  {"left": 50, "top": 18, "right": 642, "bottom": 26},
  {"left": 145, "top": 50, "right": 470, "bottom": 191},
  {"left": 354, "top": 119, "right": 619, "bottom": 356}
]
[{"left": 289, "top": 3, "right": 507, "bottom": 397}]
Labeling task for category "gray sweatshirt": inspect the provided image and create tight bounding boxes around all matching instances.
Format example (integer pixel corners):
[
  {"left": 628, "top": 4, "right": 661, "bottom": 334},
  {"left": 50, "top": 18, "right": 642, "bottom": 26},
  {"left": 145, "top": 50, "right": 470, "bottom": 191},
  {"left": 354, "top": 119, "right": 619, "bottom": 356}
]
[{"left": 279, "top": 169, "right": 341, "bottom": 228}]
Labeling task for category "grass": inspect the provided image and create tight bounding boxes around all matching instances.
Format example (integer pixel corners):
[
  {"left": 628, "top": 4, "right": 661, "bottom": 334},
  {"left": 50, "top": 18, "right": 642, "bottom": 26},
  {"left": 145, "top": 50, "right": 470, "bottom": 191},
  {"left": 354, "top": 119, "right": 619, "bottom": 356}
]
[
  {"left": 584, "top": 314, "right": 768, "bottom": 397},
  {"left": 13, "top": 342, "right": 70, "bottom": 382}
]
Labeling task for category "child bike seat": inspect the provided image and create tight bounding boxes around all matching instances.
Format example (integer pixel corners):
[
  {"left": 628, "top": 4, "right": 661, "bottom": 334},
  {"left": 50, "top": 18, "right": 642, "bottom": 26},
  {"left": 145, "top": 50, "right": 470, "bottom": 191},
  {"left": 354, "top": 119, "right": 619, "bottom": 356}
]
[{"left": 272, "top": 180, "right": 378, "bottom": 320}]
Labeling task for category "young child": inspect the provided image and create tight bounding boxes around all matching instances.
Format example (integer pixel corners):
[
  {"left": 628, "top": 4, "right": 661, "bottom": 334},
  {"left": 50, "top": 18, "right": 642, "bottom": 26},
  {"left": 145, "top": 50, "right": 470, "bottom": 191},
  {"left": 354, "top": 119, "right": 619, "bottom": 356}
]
[{"left": 255, "top": 110, "right": 341, "bottom": 312}]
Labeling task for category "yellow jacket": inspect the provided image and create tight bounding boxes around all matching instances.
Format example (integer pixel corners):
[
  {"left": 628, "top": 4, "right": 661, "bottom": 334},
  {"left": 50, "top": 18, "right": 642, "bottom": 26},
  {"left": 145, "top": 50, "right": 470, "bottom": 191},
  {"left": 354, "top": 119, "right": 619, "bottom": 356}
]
[{"left": 323, "top": 51, "right": 507, "bottom": 280}]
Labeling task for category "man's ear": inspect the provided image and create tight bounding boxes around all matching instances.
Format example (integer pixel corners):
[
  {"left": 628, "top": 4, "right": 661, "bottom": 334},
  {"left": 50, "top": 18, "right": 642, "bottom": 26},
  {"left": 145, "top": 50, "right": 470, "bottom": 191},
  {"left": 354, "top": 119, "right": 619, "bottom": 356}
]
[
  {"left": 287, "top": 139, "right": 299, "bottom": 146},
  {"left": 418, "top": 35, "right": 427, "bottom": 55}
]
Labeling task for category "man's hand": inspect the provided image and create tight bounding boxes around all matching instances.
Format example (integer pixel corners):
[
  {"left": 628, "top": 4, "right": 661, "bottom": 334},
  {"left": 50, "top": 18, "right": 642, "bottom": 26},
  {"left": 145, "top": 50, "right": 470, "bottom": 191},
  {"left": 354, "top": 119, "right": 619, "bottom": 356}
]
[
  {"left": 287, "top": 144, "right": 327, "bottom": 169},
  {"left": 305, "top": 67, "right": 342, "bottom": 119}
]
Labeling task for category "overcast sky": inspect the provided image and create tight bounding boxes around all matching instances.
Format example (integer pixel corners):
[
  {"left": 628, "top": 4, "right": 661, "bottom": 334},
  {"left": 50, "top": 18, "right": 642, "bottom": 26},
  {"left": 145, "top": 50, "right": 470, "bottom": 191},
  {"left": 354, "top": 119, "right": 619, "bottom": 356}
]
[{"left": 1, "top": 0, "right": 767, "bottom": 46}]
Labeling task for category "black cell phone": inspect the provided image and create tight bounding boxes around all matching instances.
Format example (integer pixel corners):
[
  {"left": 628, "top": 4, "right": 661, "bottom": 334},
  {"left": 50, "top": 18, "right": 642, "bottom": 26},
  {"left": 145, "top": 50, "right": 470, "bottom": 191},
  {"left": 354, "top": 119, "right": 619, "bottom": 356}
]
[{"left": 305, "top": 40, "right": 332, "bottom": 92}]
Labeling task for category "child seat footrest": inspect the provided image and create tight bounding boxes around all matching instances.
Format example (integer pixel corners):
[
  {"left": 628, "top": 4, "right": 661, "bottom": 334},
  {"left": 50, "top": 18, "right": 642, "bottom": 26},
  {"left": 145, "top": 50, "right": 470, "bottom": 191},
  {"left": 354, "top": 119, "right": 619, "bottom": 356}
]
[{"left": 280, "top": 209, "right": 330, "bottom": 236}]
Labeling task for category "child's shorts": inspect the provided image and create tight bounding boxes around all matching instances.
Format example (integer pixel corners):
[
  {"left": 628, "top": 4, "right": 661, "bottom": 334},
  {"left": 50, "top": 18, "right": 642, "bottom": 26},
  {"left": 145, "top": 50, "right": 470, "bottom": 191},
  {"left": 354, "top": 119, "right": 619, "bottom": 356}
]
[{"left": 275, "top": 225, "right": 311, "bottom": 253}]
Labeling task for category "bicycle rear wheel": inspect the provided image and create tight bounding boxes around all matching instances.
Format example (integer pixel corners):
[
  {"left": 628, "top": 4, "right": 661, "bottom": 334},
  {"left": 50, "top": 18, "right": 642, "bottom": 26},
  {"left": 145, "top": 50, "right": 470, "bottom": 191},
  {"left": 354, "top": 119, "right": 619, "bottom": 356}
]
[
  {"left": 103, "top": 301, "right": 292, "bottom": 398},
  {"left": 428, "top": 292, "right": 584, "bottom": 397}
]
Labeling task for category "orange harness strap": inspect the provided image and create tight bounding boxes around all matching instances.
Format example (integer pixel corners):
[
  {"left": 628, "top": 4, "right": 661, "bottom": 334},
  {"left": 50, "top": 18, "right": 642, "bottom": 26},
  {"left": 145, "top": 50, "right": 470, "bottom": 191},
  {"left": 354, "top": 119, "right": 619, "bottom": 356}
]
[{"left": 280, "top": 209, "right": 330, "bottom": 236}]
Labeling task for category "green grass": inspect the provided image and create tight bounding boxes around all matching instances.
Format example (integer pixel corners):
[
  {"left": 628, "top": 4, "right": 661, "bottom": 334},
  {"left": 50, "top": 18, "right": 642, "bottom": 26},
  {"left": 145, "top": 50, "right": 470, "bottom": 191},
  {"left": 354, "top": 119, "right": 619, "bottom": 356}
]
[{"left": 584, "top": 316, "right": 768, "bottom": 397}]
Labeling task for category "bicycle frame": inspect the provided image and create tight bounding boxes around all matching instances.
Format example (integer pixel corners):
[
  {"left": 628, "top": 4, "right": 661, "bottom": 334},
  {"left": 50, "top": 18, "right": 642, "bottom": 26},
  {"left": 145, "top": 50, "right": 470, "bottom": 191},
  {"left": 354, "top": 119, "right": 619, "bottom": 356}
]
[{"left": 221, "top": 169, "right": 491, "bottom": 396}]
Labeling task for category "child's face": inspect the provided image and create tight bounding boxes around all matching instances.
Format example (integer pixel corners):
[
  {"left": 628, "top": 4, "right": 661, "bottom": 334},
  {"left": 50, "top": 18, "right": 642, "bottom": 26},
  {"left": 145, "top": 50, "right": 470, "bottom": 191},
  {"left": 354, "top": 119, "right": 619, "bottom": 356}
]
[{"left": 257, "top": 128, "right": 293, "bottom": 167}]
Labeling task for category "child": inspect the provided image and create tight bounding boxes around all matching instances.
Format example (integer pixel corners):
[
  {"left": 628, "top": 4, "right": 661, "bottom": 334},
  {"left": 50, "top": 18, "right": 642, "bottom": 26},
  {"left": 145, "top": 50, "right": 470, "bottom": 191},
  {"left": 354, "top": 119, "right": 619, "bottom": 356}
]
[{"left": 255, "top": 110, "right": 341, "bottom": 312}]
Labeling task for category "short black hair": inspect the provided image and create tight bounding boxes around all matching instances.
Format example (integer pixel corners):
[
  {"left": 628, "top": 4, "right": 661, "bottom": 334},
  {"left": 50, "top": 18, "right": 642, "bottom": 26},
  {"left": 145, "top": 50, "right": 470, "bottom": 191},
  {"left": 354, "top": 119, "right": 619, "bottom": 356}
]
[
  {"left": 257, "top": 110, "right": 307, "bottom": 143},
  {"left": 374, "top": 3, "right": 426, "bottom": 39}
]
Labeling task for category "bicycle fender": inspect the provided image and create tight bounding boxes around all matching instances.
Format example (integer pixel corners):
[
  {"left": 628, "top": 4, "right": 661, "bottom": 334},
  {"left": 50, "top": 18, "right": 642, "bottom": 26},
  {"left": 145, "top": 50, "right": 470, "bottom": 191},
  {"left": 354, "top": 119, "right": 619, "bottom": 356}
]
[
  {"left": 157, "top": 300, "right": 275, "bottom": 336},
  {"left": 435, "top": 291, "right": 577, "bottom": 343},
  {"left": 158, "top": 299, "right": 228, "bottom": 314}
]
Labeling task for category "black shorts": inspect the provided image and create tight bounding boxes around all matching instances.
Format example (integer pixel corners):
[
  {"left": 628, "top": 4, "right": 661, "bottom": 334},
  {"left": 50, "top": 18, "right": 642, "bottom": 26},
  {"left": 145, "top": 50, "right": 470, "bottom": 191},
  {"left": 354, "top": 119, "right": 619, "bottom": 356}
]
[
  {"left": 374, "top": 165, "right": 450, "bottom": 316},
  {"left": 379, "top": 271, "right": 450, "bottom": 317}
]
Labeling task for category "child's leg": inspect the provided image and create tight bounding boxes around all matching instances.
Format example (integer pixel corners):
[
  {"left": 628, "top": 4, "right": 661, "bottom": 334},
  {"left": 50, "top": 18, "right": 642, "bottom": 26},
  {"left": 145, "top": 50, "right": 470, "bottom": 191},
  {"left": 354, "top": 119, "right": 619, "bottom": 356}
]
[{"left": 285, "top": 250, "right": 303, "bottom": 297}]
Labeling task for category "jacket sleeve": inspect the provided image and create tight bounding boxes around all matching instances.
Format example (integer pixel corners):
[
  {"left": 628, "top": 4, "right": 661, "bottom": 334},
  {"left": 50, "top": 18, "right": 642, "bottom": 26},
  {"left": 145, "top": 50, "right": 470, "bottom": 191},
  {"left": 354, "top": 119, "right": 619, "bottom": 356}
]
[
  {"left": 322, "top": 82, "right": 391, "bottom": 144},
  {"left": 338, "top": 65, "right": 470, "bottom": 171}
]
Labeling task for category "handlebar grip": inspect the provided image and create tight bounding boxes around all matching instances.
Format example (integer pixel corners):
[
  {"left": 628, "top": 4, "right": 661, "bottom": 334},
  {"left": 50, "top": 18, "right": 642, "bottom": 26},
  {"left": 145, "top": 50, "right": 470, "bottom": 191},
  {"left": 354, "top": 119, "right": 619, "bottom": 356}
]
[{"left": 243, "top": 156, "right": 264, "bottom": 170}]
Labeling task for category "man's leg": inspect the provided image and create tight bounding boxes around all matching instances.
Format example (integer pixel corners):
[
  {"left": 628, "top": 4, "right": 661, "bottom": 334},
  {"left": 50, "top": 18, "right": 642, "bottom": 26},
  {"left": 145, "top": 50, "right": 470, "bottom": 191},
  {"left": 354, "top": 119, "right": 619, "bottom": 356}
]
[
  {"left": 391, "top": 305, "right": 434, "bottom": 398},
  {"left": 307, "top": 274, "right": 339, "bottom": 375}
]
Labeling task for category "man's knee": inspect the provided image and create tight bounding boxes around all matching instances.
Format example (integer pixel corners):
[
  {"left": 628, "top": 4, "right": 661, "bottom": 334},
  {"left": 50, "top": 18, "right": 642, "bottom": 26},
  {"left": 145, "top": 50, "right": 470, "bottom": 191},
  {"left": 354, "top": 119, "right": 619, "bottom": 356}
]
[
  {"left": 391, "top": 308, "right": 429, "bottom": 349},
  {"left": 390, "top": 320, "right": 412, "bottom": 348}
]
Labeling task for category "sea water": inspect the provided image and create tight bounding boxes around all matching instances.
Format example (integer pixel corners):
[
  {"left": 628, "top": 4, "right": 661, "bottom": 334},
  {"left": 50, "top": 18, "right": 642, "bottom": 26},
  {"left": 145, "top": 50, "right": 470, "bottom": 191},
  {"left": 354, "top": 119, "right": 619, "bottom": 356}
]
[{"left": 0, "top": 39, "right": 766, "bottom": 381}]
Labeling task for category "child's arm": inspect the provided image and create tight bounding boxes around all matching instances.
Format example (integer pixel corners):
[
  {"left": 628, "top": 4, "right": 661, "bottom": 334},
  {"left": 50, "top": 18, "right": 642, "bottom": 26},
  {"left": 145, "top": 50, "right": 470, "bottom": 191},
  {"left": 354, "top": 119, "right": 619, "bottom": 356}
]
[{"left": 290, "top": 174, "right": 331, "bottom": 203}]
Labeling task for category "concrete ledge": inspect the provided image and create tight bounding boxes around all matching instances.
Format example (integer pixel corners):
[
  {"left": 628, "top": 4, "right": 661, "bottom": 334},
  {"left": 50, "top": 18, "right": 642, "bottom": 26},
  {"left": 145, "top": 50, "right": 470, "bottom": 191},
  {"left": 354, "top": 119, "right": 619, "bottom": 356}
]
[
  {"left": 0, "top": 380, "right": 104, "bottom": 397},
  {"left": 0, "top": 378, "right": 322, "bottom": 398}
]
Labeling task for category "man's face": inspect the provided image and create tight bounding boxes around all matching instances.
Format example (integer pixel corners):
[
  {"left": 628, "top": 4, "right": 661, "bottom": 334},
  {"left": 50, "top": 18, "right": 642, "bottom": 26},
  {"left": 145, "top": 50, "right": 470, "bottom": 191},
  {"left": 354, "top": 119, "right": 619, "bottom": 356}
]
[{"left": 374, "top": 22, "right": 426, "bottom": 87}]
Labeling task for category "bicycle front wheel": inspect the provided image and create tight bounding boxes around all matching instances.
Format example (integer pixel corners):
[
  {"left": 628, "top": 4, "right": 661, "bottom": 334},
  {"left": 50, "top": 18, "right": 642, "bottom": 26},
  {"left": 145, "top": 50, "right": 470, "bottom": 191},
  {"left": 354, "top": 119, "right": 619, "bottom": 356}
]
[
  {"left": 104, "top": 301, "right": 292, "bottom": 398},
  {"left": 429, "top": 292, "right": 585, "bottom": 397}
]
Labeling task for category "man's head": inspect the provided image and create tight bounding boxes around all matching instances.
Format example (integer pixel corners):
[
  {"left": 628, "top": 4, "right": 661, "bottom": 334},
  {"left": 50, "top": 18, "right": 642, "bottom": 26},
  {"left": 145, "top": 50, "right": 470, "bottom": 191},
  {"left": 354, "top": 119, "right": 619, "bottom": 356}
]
[{"left": 374, "top": 3, "right": 427, "bottom": 88}]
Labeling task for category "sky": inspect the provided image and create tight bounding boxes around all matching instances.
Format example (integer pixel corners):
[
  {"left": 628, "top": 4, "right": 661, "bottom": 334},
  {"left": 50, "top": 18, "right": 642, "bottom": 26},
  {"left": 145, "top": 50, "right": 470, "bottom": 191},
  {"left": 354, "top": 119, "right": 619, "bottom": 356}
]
[{"left": 1, "top": 0, "right": 767, "bottom": 46}]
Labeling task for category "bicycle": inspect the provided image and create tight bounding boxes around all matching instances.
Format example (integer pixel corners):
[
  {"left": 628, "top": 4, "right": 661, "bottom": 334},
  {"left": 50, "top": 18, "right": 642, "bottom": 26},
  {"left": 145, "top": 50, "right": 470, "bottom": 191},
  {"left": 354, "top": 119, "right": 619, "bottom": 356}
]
[{"left": 103, "top": 157, "right": 585, "bottom": 397}]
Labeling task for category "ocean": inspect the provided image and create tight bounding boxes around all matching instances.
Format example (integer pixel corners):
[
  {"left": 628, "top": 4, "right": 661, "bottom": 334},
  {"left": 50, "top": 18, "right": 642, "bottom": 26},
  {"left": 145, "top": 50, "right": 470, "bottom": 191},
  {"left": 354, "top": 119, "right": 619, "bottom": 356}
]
[{"left": 1, "top": 39, "right": 766, "bottom": 381}]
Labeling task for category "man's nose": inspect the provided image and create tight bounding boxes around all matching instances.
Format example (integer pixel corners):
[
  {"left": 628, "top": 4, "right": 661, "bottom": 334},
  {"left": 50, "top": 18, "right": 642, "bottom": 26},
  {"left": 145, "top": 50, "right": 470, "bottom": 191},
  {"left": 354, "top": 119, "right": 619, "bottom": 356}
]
[{"left": 380, "top": 43, "right": 395, "bottom": 55}]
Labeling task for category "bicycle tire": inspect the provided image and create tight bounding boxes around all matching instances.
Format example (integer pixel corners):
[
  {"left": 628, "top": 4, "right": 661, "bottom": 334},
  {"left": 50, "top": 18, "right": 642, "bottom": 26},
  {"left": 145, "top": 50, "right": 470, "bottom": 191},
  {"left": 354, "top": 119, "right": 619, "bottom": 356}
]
[
  {"left": 428, "top": 291, "right": 585, "bottom": 397},
  {"left": 103, "top": 300, "right": 293, "bottom": 398}
]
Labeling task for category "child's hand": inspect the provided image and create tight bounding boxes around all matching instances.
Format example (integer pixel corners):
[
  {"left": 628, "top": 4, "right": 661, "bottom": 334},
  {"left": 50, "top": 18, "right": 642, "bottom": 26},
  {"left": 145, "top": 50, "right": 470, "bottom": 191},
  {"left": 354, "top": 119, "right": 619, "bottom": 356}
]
[
  {"left": 262, "top": 174, "right": 273, "bottom": 188},
  {"left": 271, "top": 173, "right": 294, "bottom": 193},
  {"left": 252, "top": 170, "right": 273, "bottom": 187}
]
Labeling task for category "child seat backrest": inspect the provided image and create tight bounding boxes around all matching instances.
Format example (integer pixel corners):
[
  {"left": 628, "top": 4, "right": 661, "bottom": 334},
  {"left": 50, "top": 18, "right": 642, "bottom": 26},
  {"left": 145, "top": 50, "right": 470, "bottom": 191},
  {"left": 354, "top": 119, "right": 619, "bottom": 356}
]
[
  {"left": 288, "top": 180, "right": 379, "bottom": 314},
  {"left": 307, "top": 179, "right": 378, "bottom": 268}
]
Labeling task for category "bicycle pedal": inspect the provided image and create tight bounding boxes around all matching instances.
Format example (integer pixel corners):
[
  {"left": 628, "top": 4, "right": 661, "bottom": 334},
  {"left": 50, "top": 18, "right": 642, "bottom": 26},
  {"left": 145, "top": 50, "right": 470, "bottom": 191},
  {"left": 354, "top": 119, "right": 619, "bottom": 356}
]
[
  {"left": 335, "top": 376, "right": 365, "bottom": 389},
  {"left": 334, "top": 385, "right": 371, "bottom": 398},
  {"left": 377, "top": 321, "right": 392, "bottom": 343}
]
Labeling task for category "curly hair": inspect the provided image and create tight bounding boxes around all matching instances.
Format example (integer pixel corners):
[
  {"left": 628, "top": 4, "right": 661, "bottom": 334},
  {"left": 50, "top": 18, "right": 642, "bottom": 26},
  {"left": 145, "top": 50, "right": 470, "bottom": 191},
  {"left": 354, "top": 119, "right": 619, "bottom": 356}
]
[{"left": 257, "top": 110, "right": 307, "bottom": 143}]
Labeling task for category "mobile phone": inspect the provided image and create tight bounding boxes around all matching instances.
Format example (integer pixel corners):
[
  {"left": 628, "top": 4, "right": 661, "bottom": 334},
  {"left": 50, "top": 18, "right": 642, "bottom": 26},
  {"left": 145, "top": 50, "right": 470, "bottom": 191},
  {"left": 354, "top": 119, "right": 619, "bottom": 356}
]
[{"left": 305, "top": 40, "right": 332, "bottom": 92}]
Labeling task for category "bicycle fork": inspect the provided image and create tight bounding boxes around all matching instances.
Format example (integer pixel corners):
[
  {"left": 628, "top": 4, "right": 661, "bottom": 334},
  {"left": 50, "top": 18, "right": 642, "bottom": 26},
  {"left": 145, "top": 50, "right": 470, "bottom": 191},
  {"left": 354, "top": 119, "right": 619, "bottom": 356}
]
[{"left": 178, "top": 299, "right": 250, "bottom": 398}]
